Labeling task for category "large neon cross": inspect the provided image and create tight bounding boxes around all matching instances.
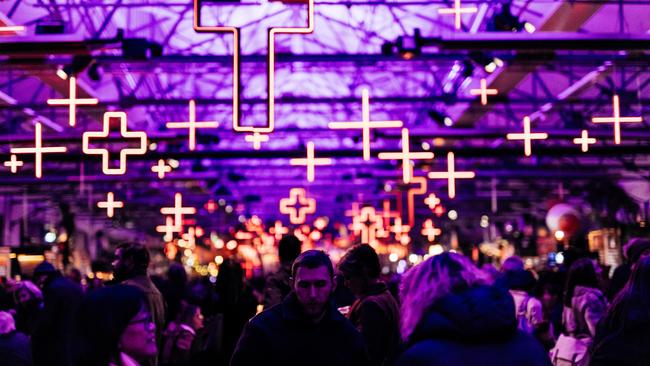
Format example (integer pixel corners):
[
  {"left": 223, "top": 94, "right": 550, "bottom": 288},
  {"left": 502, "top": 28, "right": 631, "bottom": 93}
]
[
  {"left": 160, "top": 193, "right": 197, "bottom": 230},
  {"left": 270, "top": 220, "right": 289, "bottom": 240},
  {"left": 193, "top": 0, "right": 314, "bottom": 147},
  {"left": 424, "top": 193, "right": 441, "bottom": 210},
  {"left": 83, "top": 112, "right": 147, "bottom": 175},
  {"left": 421, "top": 219, "right": 442, "bottom": 242},
  {"left": 46, "top": 76, "right": 99, "bottom": 127},
  {"left": 591, "top": 94, "right": 642, "bottom": 145},
  {"left": 573, "top": 130, "right": 596, "bottom": 152},
  {"left": 506, "top": 116, "right": 548, "bottom": 157},
  {"left": 151, "top": 159, "right": 173, "bottom": 179},
  {"left": 4, "top": 155, "right": 23, "bottom": 173},
  {"left": 438, "top": 0, "right": 478, "bottom": 30},
  {"left": 378, "top": 128, "right": 434, "bottom": 184},
  {"left": 156, "top": 216, "right": 179, "bottom": 242},
  {"left": 97, "top": 192, "right": 124, "bottom": 218},
  {"left": 165, "top": 99, "right": 219, "bottom": 151},
  {"left": 10, "top": 123, "right": 67, "bottom": 178},
  {"left": 279, "top": 188, "right": 316, "bottom": 225},
  {"left": 427, "top": 152, "right": 475, "bottom": 199},
  {"left": 470, "top": 79, "right": 498, "bottom": 106},
  {"left": 328, "top": 89, "right": 403, "bottom": 160},
  {"left": 290, "top": 141, "right": 332, "bottom": 182},
  {"left": 354, "top": 207, "right": 383, "bottom": 245}
]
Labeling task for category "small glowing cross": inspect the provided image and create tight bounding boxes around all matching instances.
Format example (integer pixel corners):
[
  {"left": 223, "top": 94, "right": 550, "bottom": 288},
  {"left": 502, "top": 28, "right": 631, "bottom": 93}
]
[
  {"left": 11, "top": 123, "right": 67, "bottom": 178},
  {"left": 378, "top": 128, "right": 434, "bottom": 184},
  {"left": 427, "top": 152, "right": 475, "bottom": 199},
  {"left": 245, "top": 132, "right": 269, "bottom": 150},
  {"left": 166, "top": 100, "right": 219, "bottom": 151},
  {"left": 46, "top": 76, "right": 99, "bottom": 127},
  {"left": 424, "top": 193, "right": 441, "bottom": 210},
  {"left": 470, "top": 79, "right": 498, "bottom": 106},
  {"left": 355, "top": 207, "right": 383, "bottom": 245},
  {"left": 160, "top": 193, "right": 197, "bottom": 230},
  {"left": 438, "top": 0, "right": 478, "bottom": 30},
  {"left": 151, "top": 159, "right": 172, "bottom": 179},
  {"left": 573, "top": 130, "right": 597, "bottom": 152},
  {"left": 182, "top": 227, "right": 196, "bottom": 249},
  {"left": 591, "top": 94, "right": 642, "bottom": 145},
  {"left": 204, "top": 199, "right": 218, "bottom": 213},
  {"left": 506, "top": 116, "right": 548, "bottom": 157},
  {"left": 156, "top": 216, "right": 179, "bottom": 242},
  {"left": 328, "top": 89, "right": 403, "bottom": 160},
  {"left": 421, "top": 219, "right": 442, "bottom": 242},
  {"left": 270, "top": 220, "right": 289, "bottom": 240},
  {"left": 345, "top": 202, "right": 361, "bottom": 218},
  {"left": 4, "top": 155, "right": 23, "bottom": 173},
  {"left": 82, "top": 111, "right": 147, "bottom": 175},
  {"left": 391, "top": 217, "right": 411, "bottom": 242},
  {"left": 97, "top": 192, "right": 124, "bottom": 218},
  {"left": 290, "top": 142, "right": 332, "bottom": 182},
  {"left": 279, "top": 188, "right": 316, "bottom": 225}
]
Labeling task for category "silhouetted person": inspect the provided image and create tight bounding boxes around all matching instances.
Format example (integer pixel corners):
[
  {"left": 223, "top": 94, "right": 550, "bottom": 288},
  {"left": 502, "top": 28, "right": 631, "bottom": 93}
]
[
  {"left": 161, "top": 302, "right": 204, "bottom": 366},
  {"left": 561, "top": 258, "right": 606, "bottom": 339},
  {"left": 31, "top": 261, "right": 83, "bottom": 366},
  {"left": 11, "top": 281, "right": 43, "bottom": 336},
  {"left": 607, "top": 237, "right": 650, "bottom": 301},
  {"left": 0, "top": 311, "right": 32, "bottom": 366},
  {"left": 338, "top": 244, "right": 400, "bottom": 366},
  {"left": 263, "top": 234, "right": 301, "bottom": 309},
  {"left": 160, "top": 263, "right": 189, "bottom": 325},
  {"left": 231, "top": 250, "right": 369, "bottom": 366}
]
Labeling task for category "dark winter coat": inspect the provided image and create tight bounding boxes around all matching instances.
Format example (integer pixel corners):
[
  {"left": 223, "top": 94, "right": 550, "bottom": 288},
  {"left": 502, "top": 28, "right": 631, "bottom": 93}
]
[
  {"left": 589, "top": 309, "right": 650, "bottom": 366},
  {"left": 0, "top": 331, "right": 33, "bottom": 366},
  {"left": 395, "top": 285, "right": 552, "bottom": 366},
  {"left": 230, "top": 292, "right": 369, "bottom": 366}
]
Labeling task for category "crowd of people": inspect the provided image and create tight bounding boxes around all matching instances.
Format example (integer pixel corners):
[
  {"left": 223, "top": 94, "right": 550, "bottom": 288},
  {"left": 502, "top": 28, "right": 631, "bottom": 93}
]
[{"left": 0, "top": 236, "right": 648, "bottom": 366}]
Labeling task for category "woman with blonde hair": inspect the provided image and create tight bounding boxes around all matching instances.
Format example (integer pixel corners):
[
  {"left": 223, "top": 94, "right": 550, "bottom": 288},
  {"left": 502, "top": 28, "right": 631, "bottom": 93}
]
[{"left": 395, "top": 252, "right": 550, "bottom": 366}]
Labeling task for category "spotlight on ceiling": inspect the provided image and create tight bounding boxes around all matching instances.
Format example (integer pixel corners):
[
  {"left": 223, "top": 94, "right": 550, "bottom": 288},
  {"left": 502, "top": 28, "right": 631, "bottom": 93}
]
[
  {"left": 396, "top": 28, "right": 422, "bottom": 60},
  {"left": 488, "top": 3, "right": 534, "bottom": 33},
  {"left": 428, "top": 110, "right": 453, "bottom": 127}
]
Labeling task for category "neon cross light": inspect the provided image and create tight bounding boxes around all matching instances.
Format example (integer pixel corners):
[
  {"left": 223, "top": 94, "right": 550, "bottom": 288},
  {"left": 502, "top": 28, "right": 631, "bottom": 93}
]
[
  {"left": 377, "top": 199, "right": 400, "bottom": 227},
  {"left": 354, "top": 206, "right": 383, "bottom": 245},
  {"left": 470, "top": 79, "right": 498, "bottom": 106},
  {"left": 591, "top": 94, "right": 642, "bottom": 145},
  {"left": 405, "top": 167, "right": 428, "bottom": 227},
  {"left": 165, "top": 99, "right": 219, "bottom": 151},
  {"left": 345, "top": 202, "right": 361, "bottom": 218},
  {"left": 279, "top": 188, "right": 316, "bottom": 225},
  {"left": 378, "top": 128, "right": 434, "bottom": 184},
  {"left": 193, "top": 0, "right": 314, "bottom": 147},
  {"left": 245, "top": 133, "right": 269, "bottom": 150},
  {"left": 506, "top": 116, "right": 548, "bottom": 157},
  {"left": 424, "top": 193, "right": 441, "bottom": 210},
  {"left": 4, "top": 155, "right": 23, "bottom": 173},
  {"left": 427, "top": 152, "right": 475, "bottom": 199},
  {"left": 46, "top": 76, "right": 99, "bottom": 127},
  {"left": 97, "top": 192, "right": 124, "bottom": 218},
  {"left": 151, "top": 159, "right": 172, "bottom": 179},
  {"left": 290, "top": 141, "right": 332, "bottom": 182},
  {"left": 421, "top": 219, "right": 442, "bottom": 242},
  {"left": 391, "top": 217, "right": 411, "bottom": 243},
  {"left": 83, "top": 112, "right": 147, "bottom": 175},
  {"left": 0, "top": 26, "right": 26, "bottom": 33},
  {"left": 270, "top": 220, "right": 289, "bottom": 240},
  {"left": 160, "top": 193, "right": 197, "bottom": 230},
  {"left": 573, "top": 130, "right": 597, "bottom": 152},
  {"left": 328, "top": 88, "right": 403, "bottom": 160},
  {"left": 156, "top": 216, "right": 179, "bottom": 242},
  {"left": 10, "top": 123, "right": 67, "bottom": 178},
  {"left": 204, "top": 199, "right": 218, "bottom": 214},
  {"left": 437, "top": 0, "right": 478, "bottom": 30}
]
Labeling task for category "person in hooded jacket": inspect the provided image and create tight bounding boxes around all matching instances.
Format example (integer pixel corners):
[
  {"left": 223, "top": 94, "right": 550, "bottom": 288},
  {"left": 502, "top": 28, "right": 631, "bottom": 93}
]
[
  {"left": 561, "top": 258, "right": 607, "bottom": 340},
  {"left": 395, "top": 252, "right": 551, "bottom": 366}
]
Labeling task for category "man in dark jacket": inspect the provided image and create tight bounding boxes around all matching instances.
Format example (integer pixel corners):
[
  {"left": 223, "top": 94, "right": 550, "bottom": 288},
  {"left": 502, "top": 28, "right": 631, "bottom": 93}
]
[
  {"left": 338, "top": 244, "right": 400, "bottom": 366},
  {"left": 231, "top": 250, "right": 369, "bottom": 366},
  {"left": 263, "top": 234, "right": 301, "bottom": 308}
]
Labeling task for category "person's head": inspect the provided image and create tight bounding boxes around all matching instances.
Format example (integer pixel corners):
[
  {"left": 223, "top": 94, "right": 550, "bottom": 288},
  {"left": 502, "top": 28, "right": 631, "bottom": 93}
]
[
  {"left": 623, "top": 237, "right": 650, "bottom": 264},
  {"left": 501, "top": 256, "right": 524, "bottom": 273},
  {"left": 291, "top": 250, "right": 335, "bottom": 320},
  {"left": 338, "top": 244, "right": 381, "bottom": 296},
  {"left": 606, "top": 254, "right": 650, "bottom": 327},
  {"left": 113, "top": 243, "right": 150, "bottom": 282},
  {"left": 564, "top": 258, "right": 601, "bottom": 307},
  {"left": 504, "top": 269, "right": 536, "bottom": 293},
  {"left": 33, "top": 261, "right": 58, "bottom": 288},
  {"left": 176, "top": 302, "right": 204, "bottom": 331},
  {"left": 278, "top": 235, "right": 302, "bottom": 264},
  {"left": 76, "top": 285, "right": 156, "bottom": 366},
  {"left": 13, "top": 280, "right": 43, "bottom": 306},
  {"left": 399, "top": 252, "right": 491, "bottom": 341}
]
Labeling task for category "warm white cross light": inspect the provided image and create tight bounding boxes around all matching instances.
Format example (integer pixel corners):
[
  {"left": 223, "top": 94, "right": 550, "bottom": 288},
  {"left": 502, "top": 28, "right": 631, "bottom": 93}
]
[
  {"left": 378, "top": 128, "right": 434, "bottom": 184},
  {"left": 11, "top": 123, "right": 67, "bottom": 178},
  {"left": 591, "top": 94, "right": 642, "bottom": 145},
  {"left": 4, "top": 155, "right": 23, "bottom": 173},
  {"left": 166, "top": 99, "right": 219, "bottom": 151},
  {"left": 421, "top": 219, "right": 442, "bottom": 242},
  {"left": 438, "top": 0, "right": 478, "bottom": 30},
  {"left": 427, "top": 152, "right": 475, "bottom": 199},
  {"left": 160, "top": 193, "right": 197, "bottom": 230},
  {"left": 424, "top": 193, "right": 441, "bottom": 209},
  {"left": 46, "top": 76, "right": 99, "bottom": 127},
  {"left": 151, "top": 159, "right": 172, "bottom": 179},
  {"left": 204, "top": 199, "right": 218, "bottom": 214},
  {"left": 156, "top": 216, "right": 179, "bottom": 242},
  {"left": 97, "top": 192, "right": 124, "bottom": 218},
  {"left": 506, "top": 116, "right": 548, "bottom": 157},
  {"left": 354, "top": 207, "right": 383, "bottom": 245},
  {"left": 279, "top": 188, "right": 316, "bottom": 225},
  {"left": 391, "top": 217, "right": 411, "bottom": 243},
  {"left": 245, "top": 132, "right": 269, "bottom": 150},
  {"left": 290, "top": 141, "right": 332, "bottom": 182},
  {"left": 573, "top": 130, "right": 597, "bottom": 152},
  {"left": 270, "top": 220, "right": 289, "bottom": 240},
  {"left": 328, "top": 89, "right": 403, "bottom": 161},
  {"left": 470, "top": 79, "right": 498, "bottom": 106}
]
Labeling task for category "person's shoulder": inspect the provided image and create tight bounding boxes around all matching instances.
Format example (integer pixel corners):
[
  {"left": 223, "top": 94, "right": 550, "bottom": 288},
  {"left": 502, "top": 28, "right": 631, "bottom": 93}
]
[
  {"left": 395, "top": 339, "right": 449, "bottom": 366},
  {"left": 248, "top": 303, "right": 283, "bottom": 328}
]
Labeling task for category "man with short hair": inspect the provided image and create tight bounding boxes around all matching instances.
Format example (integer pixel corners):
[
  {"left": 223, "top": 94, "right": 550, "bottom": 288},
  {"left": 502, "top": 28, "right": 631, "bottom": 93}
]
[
  {"left": 338, "top": 244, "right": 401, "bottom": 366},
  {"left": 263, "top": 234, "right": 302, "bottom": 308},
  {"left": 231, "top": 250, "right": 369, "bottom": 366}
]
